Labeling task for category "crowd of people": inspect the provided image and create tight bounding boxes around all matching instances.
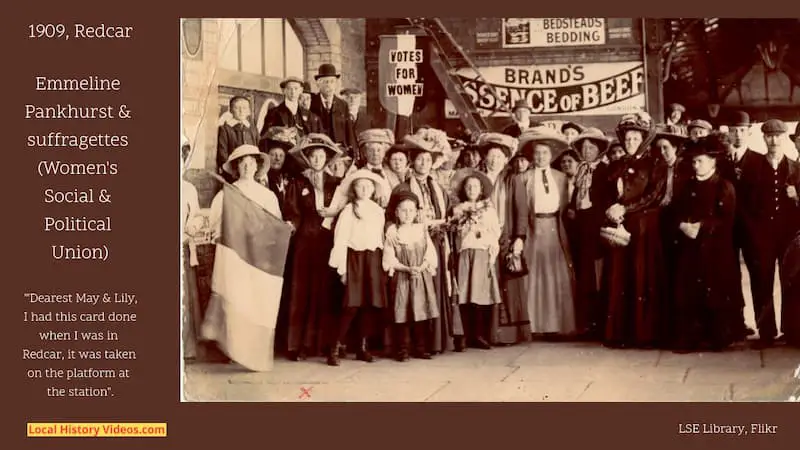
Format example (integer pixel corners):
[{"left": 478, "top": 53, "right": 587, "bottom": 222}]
[{"left": 182, "top": 63, "right": 800, "bottom": 372}]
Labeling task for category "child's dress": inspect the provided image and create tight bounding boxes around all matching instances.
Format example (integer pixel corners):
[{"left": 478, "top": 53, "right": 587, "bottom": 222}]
[
  {"left": 383, "top": 223, "right": 441, "bottom": 324},
  {"left": 453, "top": 201, "right": 503, "bottom": 307}
]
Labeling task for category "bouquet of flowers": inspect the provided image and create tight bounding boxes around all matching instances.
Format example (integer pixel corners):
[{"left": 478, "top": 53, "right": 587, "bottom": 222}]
[{"left": 446, "top": 199, "right": 492, "bottom": 237}]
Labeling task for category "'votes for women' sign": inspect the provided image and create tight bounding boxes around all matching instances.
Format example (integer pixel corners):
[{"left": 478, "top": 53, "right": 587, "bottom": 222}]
[
  {"left": 445, "top": 61, "right": 646, "bottom": 118},
  {"left": 379, "top": 35, "right": 424, "bottom": 117}
]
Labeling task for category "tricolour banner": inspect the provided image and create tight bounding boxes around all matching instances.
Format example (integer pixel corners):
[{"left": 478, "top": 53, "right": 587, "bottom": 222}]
[
  {"left": 379, "top": 34, "right": 424, "bottom": 117},
  {"left": 202, "top": 182, "right": 292, "bottom": 372},
  {"left": 445, "top": 61, "right": 646, "bottom": 118}
]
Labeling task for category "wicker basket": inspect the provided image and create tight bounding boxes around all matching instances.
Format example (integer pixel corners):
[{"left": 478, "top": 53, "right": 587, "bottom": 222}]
[{"left": 600, "top": 224, "right": 632, "bottom": 247}]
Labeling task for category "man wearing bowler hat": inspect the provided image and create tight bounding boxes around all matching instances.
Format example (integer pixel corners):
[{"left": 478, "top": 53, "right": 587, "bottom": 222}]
[
  {"left": 342, "top": 88, "right": 372, "bottom": 161},
  {"left": 716, "top": 111, "right": 761, "bottom": 339},
  {"left": 743, "top": 119, "right": 800, "bottom": 348},
  {"left": 502, "top": 100, "right": 535, "bottom": 138},
  {"left": 310, "top": 63, "right": 352, "bottom": 154},
  {"left": 262, "top": 76, "right": 322, "bottom": 142}
]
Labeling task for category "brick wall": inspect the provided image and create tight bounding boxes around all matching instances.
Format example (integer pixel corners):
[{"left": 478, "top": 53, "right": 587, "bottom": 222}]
[{"left": 181, "top": 18, "right": 366, "bottom": 206}]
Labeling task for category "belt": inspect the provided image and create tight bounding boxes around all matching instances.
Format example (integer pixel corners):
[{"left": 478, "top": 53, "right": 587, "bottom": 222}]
[{"left": 535, "top": 212, "right": 558, "bottom": 218}]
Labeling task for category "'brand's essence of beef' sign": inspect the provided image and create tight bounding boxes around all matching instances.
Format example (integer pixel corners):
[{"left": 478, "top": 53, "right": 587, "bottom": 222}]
[
  {"left": 445, "top": 61, "right": 646, "bottom": 118},
  {"left": 379, "top": 34, "right": 424, "bottom": 117}
]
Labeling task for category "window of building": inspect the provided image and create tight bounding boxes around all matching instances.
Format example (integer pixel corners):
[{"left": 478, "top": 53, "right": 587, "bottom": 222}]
[{"left": 218, "top": 19, "right": 305, "bottom": 79}]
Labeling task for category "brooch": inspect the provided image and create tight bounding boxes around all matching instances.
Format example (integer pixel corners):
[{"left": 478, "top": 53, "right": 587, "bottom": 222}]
[
  {"left": 627, "top": 168, "right": 635, "bottom": 174},
  {"left": 301, "top": 188, "right": 310, "bottom": 196}
]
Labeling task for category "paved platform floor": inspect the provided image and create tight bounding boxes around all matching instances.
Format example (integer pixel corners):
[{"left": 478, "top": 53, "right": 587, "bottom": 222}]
[{"left": 183, "top": 263, "right": 799, "bottom": 402}]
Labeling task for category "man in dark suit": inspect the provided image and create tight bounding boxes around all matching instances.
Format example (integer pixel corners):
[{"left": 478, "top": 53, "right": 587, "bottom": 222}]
[
  {"left": 742, "top": 119, "right": 800, "bottom": 348},
  {"left": 310, "top": 64, "right": 352, "bottom": 155},
  {"left": 341, "top": 88, "right": 371, "bottom": 162},
  {"left": 501, "top": 100, "right": 537, "bottom": 138},
  {"left": 716, "top": 111, "right": 761, "bottom": 340},
  {"left": 261, "top": 76, "right": 322, "bottom": 143}
]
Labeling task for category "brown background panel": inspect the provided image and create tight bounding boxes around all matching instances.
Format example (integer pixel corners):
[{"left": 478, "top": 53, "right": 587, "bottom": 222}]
[{"left": 3, "top": 2, "right": 800, "bottom": 450}]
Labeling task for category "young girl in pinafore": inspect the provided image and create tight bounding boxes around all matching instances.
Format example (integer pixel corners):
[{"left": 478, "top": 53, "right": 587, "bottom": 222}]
[
  {"left": 383, "top": 189, "right": 441, "bottom": 361},
  {"left": 450, "top": 169, "right": 503, "bottom": 349},
  {"left": 327, "top": 168, "right": 392, "bottom": 366}
]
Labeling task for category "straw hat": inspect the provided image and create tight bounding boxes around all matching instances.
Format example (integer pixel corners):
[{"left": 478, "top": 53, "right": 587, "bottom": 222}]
[
  {"left": 475, "top": 132, "right": 517, "bottom": 158},
  {"left": 652, "top": 124, "right": 688, "bottom": 147},
  {"left": 338, "top": 168, "right": 391, "bottom": 201},
  {"left": 572, "top": 127, "right": 611, "bottom": 154},
  {"left": 358, "top": 128, "right": 395, "bottom": 148},
  {"left": 261, "top": 126, "right": 299, "bottom": 151},
  {"left": 403, "top": 128, "right": 453, "bottom": 160},
  {"left": 518, "top": 126, "right": 571, "bottom": 160},
  {"left": 222, "top": 144, "right": 269, "bottom": 176},
  {"left": 449, "top": 168, "right": 495, "bottom": 200}
]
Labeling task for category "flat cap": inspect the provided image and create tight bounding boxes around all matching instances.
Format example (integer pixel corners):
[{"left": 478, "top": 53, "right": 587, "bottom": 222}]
[
  {"left": 668, "top": 103, "right": 686, "bottom": 113},
  {"left": 761, "top": 119, "right": 788, "bottom": 135},
  {"left": 280, "top": 76, "right": 304, "bottom": 89},
  {"left": 688, "top": 119, "right": 713, "bottom": 131},
  {"left": 340, "top": 88, "right": 363, "bottom": 96},
  {"left": 358, "top": 128, "right": 395, "bottom": 147}
]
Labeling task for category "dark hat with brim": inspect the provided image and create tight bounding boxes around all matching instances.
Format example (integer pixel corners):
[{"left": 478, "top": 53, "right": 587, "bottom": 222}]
[
  {"left": 386, "top": 186, "right": 421, "bottom": 223},
  {"left": 561, "top": 121, "right": 585, "bottom": 134},
  {"left": 653, "top": 124, "right": 688, "bottom": 147},
  {"left": 261, "top": 126, "right": 299, "bottom": 151},
  {"left": 615, "top": 112, "right": 654, "bottom": 143},
  {"left": 761, "top": 119, "right": 789, "bottom": 136},
  {"left": 450, "top": 168, "right": 495, "bottom": 200},
  {"left": 727, "top": 110, "right": 751, "bottom": 128},
  {"left": 288, "top": 133, "right": 343, "bottom": 169},
  {"left": 682, "top": 132, "right": 728, "bottom": 159},
  {"left": 315, "top": 63, "right": 341, "bottom": 80},
  {"left": 552, "top": 148, "right": 582, "bottom": 169},
  {"left": 280, "top": 76, "right": 304, "bottom": 89}
]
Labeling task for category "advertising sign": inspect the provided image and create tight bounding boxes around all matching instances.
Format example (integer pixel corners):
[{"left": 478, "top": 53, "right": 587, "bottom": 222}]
[{"left": 445, "top": 61, "right": 646, "bottom": 118}]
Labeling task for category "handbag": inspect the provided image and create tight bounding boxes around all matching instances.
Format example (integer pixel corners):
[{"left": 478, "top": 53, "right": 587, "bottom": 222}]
[{"left": 503, "top": 250, "right": 529, "bottom": 278}]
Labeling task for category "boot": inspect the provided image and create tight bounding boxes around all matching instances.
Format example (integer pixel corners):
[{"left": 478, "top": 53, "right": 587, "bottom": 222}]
[
  {"left": 356, "top": 339, "right": 375, "bottom": 363},
  {"left": 454, "top": 336, "right": 466, "bottom": 352},
  {"left": 327, "top": 342, "right": 341, "bottom": 366}
]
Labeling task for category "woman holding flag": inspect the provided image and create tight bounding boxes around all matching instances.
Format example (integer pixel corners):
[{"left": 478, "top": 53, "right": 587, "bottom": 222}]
[{"left": 202, "top": 144, "right": 293, "bottom": 372}]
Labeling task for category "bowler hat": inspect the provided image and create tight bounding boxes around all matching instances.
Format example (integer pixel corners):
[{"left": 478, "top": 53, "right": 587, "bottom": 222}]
[
  {"left": 280, "top": 76, "right": 304, "bottom": 89},
  {"left": 761, "top": 119, "right": 788, "bottom": 135},
  {"left": 727, "top": 111, "right": 751, "bottom": 127},
  {"left": 315, "top": 63, "right": 341, "bottom": 80}
]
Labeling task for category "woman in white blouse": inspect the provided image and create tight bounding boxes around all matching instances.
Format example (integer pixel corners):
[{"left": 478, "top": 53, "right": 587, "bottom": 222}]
[{"left": 513, "top": 127, "right": 577, "bottom": 337}]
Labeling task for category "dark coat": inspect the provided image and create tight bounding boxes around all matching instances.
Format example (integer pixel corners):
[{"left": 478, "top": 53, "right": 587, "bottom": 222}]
[
  {"left": 345, "top": 107, "right": 372, "bottom": 160},
  {"left": 217, "top": 122, "right": 260, "bottom": 182},
  {"left": 501, "top": 122, "right": 534, "bottom": 138},
  {"left": 671, "top": 173, "right": 738, "bottom": 350},
  {"left": 261, "top": 102, "right": 323, "bottom": 142},
  {"left": 310, "top": 94, "right": 351, "bottom": 149}
]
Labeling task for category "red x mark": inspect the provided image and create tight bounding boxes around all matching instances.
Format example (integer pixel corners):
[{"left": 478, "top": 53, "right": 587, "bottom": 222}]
[{"left": 298, "top": 386, "right": 313, "bottom": 399}]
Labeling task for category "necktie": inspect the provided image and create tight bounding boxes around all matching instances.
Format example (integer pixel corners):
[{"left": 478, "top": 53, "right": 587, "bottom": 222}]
[
  {"left": 541, "top": 169, "right": 550, "bottom": 194},
  {"left": 371, "top": 168, "right": 382, "bottom": 176}
]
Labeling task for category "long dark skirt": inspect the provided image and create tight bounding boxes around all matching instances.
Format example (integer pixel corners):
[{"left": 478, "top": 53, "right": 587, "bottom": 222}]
[
  {"left": 287, "top": 231, "right": 339, "bottom": 356},
  {"left": 602, "top": 210, "right": 667, "bottom": 348},
  {"left": 573, "top": 208, "right": 604, "bottom": 337},
  {"left": 274, "top": 238, "right": 296, "bottom": 354},
  {"left": 429, "top": 233, "right": 463, "bottom": 353},
  {"left": 182, "top": 244, "right": 201, "bottom": 359}
]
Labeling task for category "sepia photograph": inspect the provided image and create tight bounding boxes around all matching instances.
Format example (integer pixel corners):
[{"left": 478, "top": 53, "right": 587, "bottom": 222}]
[{"left": 179, "top": 18, "right": 800, "bottom": 402}]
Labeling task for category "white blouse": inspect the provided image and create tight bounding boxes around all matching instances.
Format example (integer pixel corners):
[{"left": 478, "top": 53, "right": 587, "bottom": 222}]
[
  {"left": 208, "top": 179, "right": 282, "bottom": 238},
  {"left": 182, "top": 180, "right": 200, "bottom": 231},
  {"left": 329, "top": 200, "right": 385, "bottom": 276},
  {"left": 382, "top": 223, "right": 438, "bottom": 277},
  {"left": 453, "top": 202, "right": 501, "bottom": 252},
  {"left": 532, "top": 168, "right": 561, "bottom": 214}
]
